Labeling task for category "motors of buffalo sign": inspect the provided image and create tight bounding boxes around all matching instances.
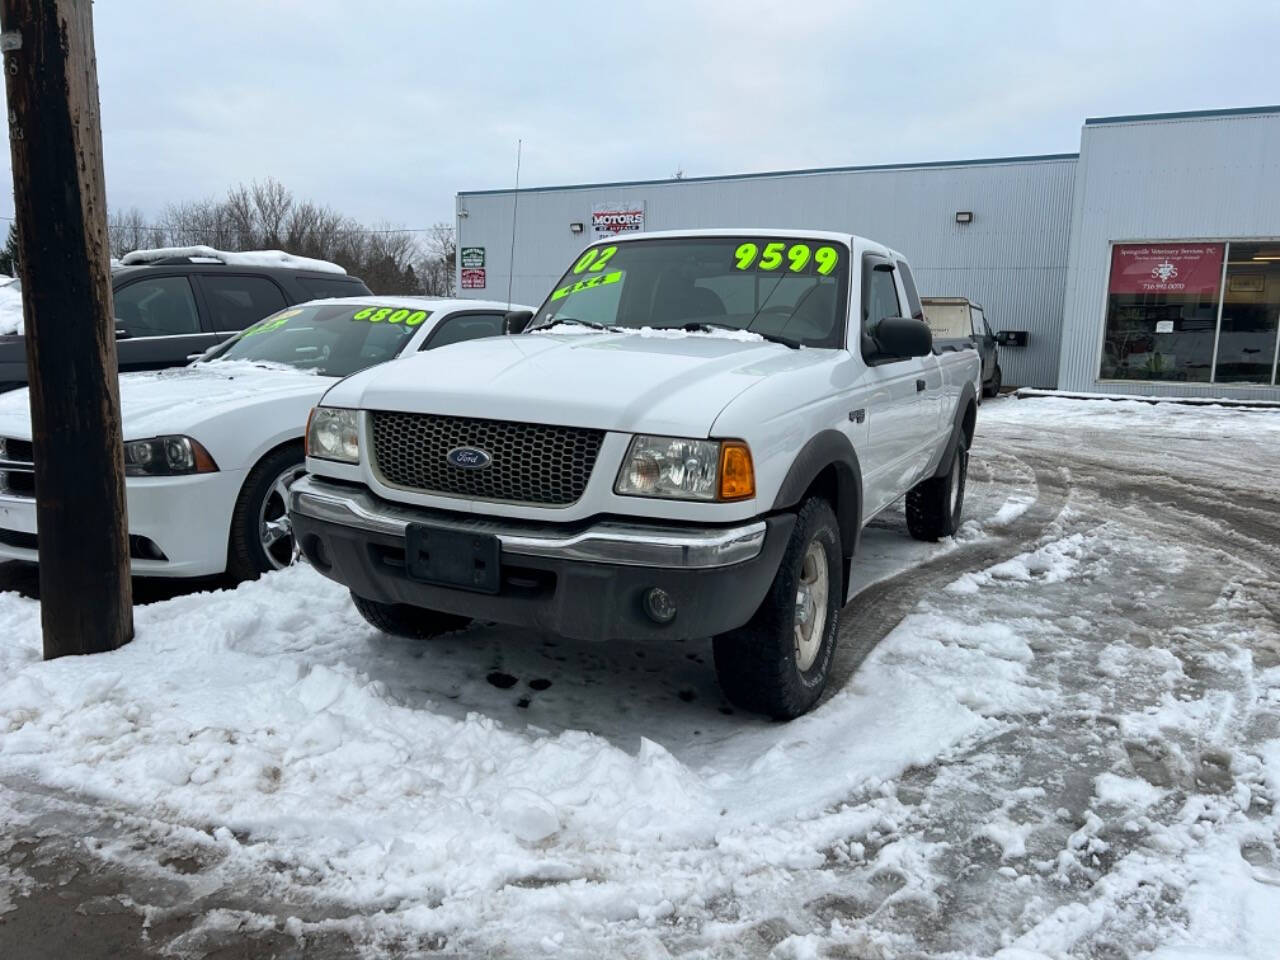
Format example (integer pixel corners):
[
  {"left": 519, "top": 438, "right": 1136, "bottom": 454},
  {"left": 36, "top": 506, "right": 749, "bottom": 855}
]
[{"left": 591, "top": 201, "right": 645, "bottom": 239}]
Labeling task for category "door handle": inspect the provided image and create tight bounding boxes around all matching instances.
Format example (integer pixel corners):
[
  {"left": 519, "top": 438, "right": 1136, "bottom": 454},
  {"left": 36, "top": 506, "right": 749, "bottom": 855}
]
[{"left": 916, "top": 379, "right": 927, "bottom": 392}]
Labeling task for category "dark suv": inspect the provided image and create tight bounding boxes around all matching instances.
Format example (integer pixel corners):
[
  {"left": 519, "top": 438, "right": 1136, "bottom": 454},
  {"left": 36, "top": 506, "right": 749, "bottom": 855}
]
[{"left": 0, "top": 255, "right": 372, "bottom": 392}]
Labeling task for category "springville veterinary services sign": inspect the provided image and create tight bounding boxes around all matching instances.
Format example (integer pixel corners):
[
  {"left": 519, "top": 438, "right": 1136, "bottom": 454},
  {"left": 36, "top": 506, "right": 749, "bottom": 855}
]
[
  {"left": 591, "top": 201, "right": 645, "bottom": 239},
  {"left": 1109, "top": 243, "right": 1225, "bottom": 295}
]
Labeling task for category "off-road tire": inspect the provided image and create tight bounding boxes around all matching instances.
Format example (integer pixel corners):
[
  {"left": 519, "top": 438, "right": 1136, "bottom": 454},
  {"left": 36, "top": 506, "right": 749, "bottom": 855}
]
[
  {"left": 906, "top": 440, "right": 968, "bottom": 542},
  {"left": 983, "top": 364, "right": 1002, "bottom": 398},
  {"left": 350, "top": 593, "right": 471, "bottom": 639},
  {"left": 712, "top": 497, "right": 841, "bottom": 720},
  {"left": 226, "top": 444, "right": 305, "bottom": 582}
]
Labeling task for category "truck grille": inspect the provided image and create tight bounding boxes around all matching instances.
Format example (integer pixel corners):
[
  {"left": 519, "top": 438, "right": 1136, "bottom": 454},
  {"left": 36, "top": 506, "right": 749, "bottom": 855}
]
[
  {"left": 0, "top": 437, "right": 35, "bottom": 498},
  {"left": 369, "top": 412, "right": 604, "bottom": 506}
]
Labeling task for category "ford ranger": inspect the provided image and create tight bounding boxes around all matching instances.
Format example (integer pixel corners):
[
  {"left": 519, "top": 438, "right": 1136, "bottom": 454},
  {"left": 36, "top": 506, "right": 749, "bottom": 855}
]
[{"left": 288, "top": 230, "right": 981, "bottom": 718}]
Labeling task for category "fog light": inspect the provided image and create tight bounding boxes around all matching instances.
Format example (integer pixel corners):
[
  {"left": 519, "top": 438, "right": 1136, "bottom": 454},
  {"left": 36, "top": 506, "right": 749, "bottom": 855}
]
[{"left": 643, "top": 587, "right": 677, "bottom": 624}]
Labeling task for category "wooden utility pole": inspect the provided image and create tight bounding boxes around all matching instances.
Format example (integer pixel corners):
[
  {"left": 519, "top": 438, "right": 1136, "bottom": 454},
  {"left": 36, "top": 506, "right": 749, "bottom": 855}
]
[{"left": 1, "top": 0, "right": 133, "bottom": 656}]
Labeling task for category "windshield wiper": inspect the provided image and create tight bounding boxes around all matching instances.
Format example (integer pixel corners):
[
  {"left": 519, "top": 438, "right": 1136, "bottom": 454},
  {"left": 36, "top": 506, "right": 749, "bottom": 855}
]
[
  {"left": 529, "top": 317, "right": 613, "bottom": 333},
  {"left": 657, "top": 321, "right": 801, "bottom": 350}
]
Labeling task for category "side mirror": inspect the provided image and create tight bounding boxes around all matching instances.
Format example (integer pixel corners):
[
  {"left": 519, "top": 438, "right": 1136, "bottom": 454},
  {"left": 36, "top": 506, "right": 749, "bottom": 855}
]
[
  {"left": 504, "top": 310, "right": 534, "bottom": 335},
  {"left": 873, "top": 317, "right": 933, "bottom": 358}
]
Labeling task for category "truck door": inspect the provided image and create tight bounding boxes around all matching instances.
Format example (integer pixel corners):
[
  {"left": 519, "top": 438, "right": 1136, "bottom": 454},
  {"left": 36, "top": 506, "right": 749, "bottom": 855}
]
[{"left": 857, "top": 256, "right": 929, "bottom": 517}]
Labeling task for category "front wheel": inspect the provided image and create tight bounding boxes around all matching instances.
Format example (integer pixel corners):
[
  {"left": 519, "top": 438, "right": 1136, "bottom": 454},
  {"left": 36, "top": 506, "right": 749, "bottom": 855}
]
[
  {"left": 712, "top": 497, "right": 842, "bottom": 720},
  {"left": 226, "top": 445, "right": 306, "bottom": 581},
  {"left": 350, "top": 593, "right": 470, "bottom": 640}
]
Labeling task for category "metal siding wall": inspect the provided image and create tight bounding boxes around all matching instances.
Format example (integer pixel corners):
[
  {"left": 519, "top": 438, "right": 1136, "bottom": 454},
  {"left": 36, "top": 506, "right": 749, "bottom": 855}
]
[
  {"left": 1057, "top": 112, "right": 1280, "bottom": 399},
  {"left": 458, "top": 158, "right": 1076, "bottom": 388}
]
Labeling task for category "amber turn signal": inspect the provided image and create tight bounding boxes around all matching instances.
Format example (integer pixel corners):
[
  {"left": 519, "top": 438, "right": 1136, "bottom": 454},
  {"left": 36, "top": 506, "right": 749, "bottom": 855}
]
[{"left": 718, "top": 441, "right": 755, "bottom": 501}]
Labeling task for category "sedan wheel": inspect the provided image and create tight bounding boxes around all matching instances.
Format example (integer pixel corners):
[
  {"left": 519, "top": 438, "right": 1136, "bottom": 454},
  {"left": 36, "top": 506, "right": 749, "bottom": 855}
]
[{"left": 258, "top": 462, "right": 307, "bottom": 570}]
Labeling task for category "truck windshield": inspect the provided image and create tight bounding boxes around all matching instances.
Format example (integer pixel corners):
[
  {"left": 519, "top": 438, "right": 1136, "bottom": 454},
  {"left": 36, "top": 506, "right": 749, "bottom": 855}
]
[
  {"left": 530, "top": 236, "right": 850, "bottom": 349},
  {"left": 199, "top": 302, "right": 429, "bottom": 377}
]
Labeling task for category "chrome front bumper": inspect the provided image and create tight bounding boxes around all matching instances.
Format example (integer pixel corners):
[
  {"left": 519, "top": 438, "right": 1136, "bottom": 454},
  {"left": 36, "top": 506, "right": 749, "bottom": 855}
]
[{"left": 288, "top": 475, "right": 767, "bottom": 569}]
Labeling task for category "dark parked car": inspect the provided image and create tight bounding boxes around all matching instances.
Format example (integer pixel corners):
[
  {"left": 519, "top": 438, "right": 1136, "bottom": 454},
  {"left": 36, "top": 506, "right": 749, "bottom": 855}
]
[
  {"left": 0, "top": 252, "right": 372, "bottom": 392},
  {"left": 921, "top": 296, "right": 1003, "bottom": 397}
]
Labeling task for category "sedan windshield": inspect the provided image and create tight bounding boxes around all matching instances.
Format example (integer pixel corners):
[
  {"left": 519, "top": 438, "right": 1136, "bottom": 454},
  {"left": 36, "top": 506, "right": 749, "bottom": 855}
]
[
  {"left": 531, "top": 235, "right": 850, "bottom": 349},
  {"left": 200, "top": 302, "right": 431, "bottom": 377}
]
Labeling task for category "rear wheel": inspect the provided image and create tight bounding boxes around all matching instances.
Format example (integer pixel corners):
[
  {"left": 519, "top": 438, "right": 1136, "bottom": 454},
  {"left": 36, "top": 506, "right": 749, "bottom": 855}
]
[
  {"left": 906, "top": 440, "right": 968, "bottom": 542},
  {"left": 712, "top": 497, "right": 841, "bottom": 720},
  {"left": 227, "top": 445, "right": 306, "bottom": 582},
  {"left": 350, "top": 593, "right": 471, "bottom": 639},
  {"left": 983, "top": 363, "right": 1002, "bottom": 398}
]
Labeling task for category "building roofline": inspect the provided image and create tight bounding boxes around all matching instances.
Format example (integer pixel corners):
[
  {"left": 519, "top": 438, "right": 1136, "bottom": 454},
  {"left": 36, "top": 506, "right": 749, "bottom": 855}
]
[
  {"left": 1085, "top": 104, "right": 1280, "bottom": 126},
  {"left": 457, "top": 152, "right": 1079, "bottom": 198}
]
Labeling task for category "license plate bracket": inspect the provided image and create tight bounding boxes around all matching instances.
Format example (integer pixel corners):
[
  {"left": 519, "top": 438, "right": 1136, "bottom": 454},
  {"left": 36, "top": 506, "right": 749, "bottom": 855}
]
[{"left": 405, "top": 524, "right": 501, "bottom": 594}]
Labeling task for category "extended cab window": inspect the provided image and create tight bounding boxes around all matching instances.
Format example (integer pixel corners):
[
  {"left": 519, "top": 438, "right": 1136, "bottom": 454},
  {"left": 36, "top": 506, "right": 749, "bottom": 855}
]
[
  {"left": 895, "top": 260, "right": 924, "bottom": 320},
  {"left": 200, "top": 275, "right": 288, "bottom": 331},
  {"left": 114, "top": 276, "right": 201, "bottom": 337},
  {"left": 531, "top": 236, "right": 850, "bottom": 349}
]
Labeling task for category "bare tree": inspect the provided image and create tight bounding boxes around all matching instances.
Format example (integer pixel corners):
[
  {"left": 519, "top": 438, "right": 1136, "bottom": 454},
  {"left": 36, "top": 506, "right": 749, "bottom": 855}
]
[
  {"left": 106, "top": 206, "right": 148, "bottom": 258},
  {"left": 419, "top": 222, "right": 456, "bottom": 296}
]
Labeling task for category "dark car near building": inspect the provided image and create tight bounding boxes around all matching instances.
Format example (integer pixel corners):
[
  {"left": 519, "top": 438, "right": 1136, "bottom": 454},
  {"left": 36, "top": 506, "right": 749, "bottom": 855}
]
[
  {"left": 921, "top": 296, "right": 1003, "bottom": 397},
  {"left": 0, "top": 251, "right": 372, "bottom": 392}
]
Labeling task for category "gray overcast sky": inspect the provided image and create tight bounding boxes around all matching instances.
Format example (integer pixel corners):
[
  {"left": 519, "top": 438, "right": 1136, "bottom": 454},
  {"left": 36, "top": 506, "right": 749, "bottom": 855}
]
[{"left": 4, "top": 0, "right": 1279, "bottom": 232}]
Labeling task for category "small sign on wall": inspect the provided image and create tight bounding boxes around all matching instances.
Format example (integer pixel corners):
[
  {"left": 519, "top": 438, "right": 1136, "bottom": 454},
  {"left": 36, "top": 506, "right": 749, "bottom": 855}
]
[
  {"left": 461, "top": 268, "right": 486, "bottom": 290},
  {"left": 591, "top": 201, "right": 645, "bottom": 239},
  {"left": 460, "top": 247, "right": 485, "bottom": 269}
]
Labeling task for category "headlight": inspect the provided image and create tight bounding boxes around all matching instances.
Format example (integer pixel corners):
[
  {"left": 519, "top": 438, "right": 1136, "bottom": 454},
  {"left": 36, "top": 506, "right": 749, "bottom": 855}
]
[
  {"left": 306, "top": 406, "right": 359, "bottom": 463},
  {"left": 124, "top": 436, "right": 218, "bottom": 477},
  {"left": 615, "top": 435, "right": 755, "bottom": 501}
]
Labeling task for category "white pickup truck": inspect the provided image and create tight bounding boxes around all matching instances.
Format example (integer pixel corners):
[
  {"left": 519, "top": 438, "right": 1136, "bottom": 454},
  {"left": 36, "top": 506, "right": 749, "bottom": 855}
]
[{"left": 289, "top": 230, "right": 980, "bottom": 718}]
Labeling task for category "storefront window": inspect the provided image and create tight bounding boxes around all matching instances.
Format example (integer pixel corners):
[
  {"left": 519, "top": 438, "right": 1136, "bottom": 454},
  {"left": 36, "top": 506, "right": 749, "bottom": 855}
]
[
  {"left": 1215, "top": 242, "right": 1280, "bottom": 384},
  {"left": 1100, "top": 244, "right": 1224, "bottom": 382}
]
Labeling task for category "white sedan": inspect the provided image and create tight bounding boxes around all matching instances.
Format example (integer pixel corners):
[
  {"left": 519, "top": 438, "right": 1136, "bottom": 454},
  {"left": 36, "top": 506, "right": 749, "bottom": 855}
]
[{"left": 0, "top": 296, "right": 526, "bottom": 581}]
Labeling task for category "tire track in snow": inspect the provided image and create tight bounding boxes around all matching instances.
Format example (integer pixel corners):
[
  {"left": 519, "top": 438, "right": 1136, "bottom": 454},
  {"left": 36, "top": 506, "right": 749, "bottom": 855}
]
[{"left": 826, "top": 460, "right": 1072, "bottom": 700}]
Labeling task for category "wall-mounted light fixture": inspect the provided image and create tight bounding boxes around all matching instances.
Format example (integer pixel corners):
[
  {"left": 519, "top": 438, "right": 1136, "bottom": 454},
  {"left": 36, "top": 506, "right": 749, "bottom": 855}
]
[
  {"left": 955, "top": 211, "right": 974, "bottom": 224},
  {"left": 569, "top": 222, "right": 584, "bottom": 234}
]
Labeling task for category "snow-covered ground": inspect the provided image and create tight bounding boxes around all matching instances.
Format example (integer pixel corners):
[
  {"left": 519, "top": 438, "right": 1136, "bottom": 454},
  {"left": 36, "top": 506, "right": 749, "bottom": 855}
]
[
  {"left": 0, "top": 276, "right": 23, "bottom": 336},
  {"left": 2, "top": 396, "right": 1279, "bottom": 958}
]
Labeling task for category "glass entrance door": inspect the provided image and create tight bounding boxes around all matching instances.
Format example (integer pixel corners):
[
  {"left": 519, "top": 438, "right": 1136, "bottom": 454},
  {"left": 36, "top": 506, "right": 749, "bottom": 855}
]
[{"left": 1215, "top": 242, "right": 1280, "bottom": 385}]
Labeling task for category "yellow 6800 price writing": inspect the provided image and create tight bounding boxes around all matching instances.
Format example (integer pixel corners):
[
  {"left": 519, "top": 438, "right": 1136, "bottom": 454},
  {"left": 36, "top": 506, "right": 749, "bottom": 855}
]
[
  {"left": 352, "top": 306, "right": 428, "bottom": 326},
  {"left": 733, "top": 241, "right": 839, "bottom": 276}
]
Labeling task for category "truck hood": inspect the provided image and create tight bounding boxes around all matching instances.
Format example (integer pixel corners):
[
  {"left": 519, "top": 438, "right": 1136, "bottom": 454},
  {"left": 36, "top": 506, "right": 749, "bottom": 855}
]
[
  {"left": 332, "top": 331, "right": 834, "bottom": 437},
  {"left": 0, "top": 362, "right": 331, "bottom": 442}
]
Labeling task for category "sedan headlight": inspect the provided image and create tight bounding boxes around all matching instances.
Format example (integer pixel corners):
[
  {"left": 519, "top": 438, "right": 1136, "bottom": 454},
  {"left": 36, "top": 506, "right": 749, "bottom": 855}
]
[
  {"left": 615, "top": 435, "right": 755, "bottom": 501},
  {"left": 306, "top": 406, "right": 359, "bottom": 463},
  {"left": 124, "top": 436, "right": 218, "bottom": 477}
]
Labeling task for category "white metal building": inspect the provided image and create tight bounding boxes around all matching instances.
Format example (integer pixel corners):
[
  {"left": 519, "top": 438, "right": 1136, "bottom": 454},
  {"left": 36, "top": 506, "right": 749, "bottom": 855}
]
[{"left": 457, "top": 104, "right": 1280, "bottom": 398}]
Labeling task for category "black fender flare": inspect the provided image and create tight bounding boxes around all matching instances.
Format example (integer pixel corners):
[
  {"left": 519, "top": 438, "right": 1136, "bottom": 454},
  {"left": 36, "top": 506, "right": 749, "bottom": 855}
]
[
  {"left": 931, "top": 381, "right": 979, "bottom": 479},
  {"left": 770, "top": 429, "right": 863, "bottom": 561}
]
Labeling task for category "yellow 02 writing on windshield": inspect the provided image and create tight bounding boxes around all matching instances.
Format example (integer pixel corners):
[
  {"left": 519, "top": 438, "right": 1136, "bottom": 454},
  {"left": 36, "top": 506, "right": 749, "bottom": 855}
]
[
  {"left": 572, "top": 245, "right": 618, "bottom": 274},
  {"left": 814, "top": 246, "right": 838, "bottom": 276}
]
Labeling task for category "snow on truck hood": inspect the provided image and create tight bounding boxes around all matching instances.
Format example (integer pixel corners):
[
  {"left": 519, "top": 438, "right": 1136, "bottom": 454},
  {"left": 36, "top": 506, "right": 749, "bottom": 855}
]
[
  {"left": 330, "top": 330, "right": 830, "bottom": 437},
  {"left": 0, "top": 362, "right": 329, "bottom": 442}
]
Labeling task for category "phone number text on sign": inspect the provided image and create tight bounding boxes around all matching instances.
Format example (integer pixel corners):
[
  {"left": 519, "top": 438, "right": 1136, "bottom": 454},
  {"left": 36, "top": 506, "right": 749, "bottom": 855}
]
[{"left": 461, "top": 268, "right": 486, "bottom": 289}]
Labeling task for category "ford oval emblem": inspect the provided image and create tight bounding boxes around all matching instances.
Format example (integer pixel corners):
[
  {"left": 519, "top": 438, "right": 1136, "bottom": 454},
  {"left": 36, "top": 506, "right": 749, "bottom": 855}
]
[{"left": 446, "top": 446, "right": 492, "bottom": 470}]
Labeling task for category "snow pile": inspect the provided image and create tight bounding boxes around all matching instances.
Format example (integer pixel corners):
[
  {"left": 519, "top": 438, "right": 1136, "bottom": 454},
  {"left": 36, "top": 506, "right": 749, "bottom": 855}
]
[
  {"left": 0, "top": 275, "right": 23, "bottom": 336},
  {"left": 120, "top": 245, "right": 346, "bottom": 275}
]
